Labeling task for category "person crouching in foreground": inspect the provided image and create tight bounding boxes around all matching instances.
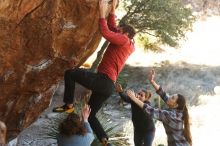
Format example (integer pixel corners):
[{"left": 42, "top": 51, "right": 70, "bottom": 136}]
[{"left": 57, "top": 105, "right": 94, "bottom": 146}]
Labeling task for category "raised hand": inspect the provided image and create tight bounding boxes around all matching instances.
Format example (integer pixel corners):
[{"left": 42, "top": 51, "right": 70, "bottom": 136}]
[
  {"left": 115, "top": 83, "right": 123, "bottom": 92},
  {"left": 126, "top": 90, "right": 136, "bottom": 99},
  {"left": 127, "top": 90, "right": 145, "bottom": 108},
  {"left": 148, "top": 69, "right": 160, "bottom": 91},
  {"left": 81, "top": 104, "right": 91, "bottom": 122},
  {"left": 148, "top": 69, "right": 155, "bottom": 82}
]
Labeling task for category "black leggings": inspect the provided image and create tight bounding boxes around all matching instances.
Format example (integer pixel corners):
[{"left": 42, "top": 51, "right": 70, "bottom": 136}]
[{"left": 63, "top": 68, "right": 114, "bottom": 141}]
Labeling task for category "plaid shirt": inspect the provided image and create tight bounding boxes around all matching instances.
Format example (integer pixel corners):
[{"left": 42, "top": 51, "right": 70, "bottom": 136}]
[{"left": 143, "top": 87, "right": 190, "bottom": 146}]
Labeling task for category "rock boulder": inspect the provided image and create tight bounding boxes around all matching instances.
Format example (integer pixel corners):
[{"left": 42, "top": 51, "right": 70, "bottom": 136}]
[{"left": 0, "top": 0, "right": 103, "bottom": 139}]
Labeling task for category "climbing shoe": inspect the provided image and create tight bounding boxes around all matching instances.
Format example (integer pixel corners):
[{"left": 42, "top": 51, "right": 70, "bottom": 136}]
[{"left": 52, "top": 104, "right": 74, "bottom": 113}]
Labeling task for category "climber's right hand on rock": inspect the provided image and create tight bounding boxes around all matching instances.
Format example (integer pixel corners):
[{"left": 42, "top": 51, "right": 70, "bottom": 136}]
[{"left": 99, "top": 0, "right": 108, "bottom": 18}]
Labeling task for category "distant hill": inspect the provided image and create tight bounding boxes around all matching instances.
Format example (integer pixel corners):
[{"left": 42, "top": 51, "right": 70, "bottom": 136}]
[{"left": 183, "top": 0, "right": 220, "bottom": 16}]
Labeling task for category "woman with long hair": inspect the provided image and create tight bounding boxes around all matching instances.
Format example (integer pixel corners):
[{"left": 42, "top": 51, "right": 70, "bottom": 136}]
[
  {"left": 127, "top": 70, "right": 192, "bottom": 146},
  {"left": 57, "top": 104, "right": 94, "bottom": 146}
]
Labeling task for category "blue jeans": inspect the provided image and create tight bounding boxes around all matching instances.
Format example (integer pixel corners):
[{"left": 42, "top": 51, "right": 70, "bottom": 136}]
[{"left": 134, "top": 129, "right": 155, "bottom": 146}]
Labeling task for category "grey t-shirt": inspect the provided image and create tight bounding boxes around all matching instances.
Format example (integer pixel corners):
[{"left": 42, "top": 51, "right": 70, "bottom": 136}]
[{"left": 57, "top": 122, "right": 94, "bottom": 146}]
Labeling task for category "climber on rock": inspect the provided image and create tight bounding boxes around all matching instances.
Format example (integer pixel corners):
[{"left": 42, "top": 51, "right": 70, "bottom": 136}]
[{"left": 53, "top": 0, "right": 136, "bottom": 145}]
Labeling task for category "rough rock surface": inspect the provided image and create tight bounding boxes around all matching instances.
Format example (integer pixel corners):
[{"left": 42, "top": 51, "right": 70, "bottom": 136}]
[{"left": 0, "top": 0, "right": 103, "bottom": 139}]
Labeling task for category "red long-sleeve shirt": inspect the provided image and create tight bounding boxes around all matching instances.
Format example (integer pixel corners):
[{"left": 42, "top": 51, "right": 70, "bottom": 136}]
[{"left": 97, "top": 14, "right": 135, "bottom": 82}]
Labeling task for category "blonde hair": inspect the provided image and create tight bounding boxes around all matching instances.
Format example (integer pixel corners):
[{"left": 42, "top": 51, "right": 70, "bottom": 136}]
[{"left": 142, "top": 89, "right": 152, "bottom": 100}]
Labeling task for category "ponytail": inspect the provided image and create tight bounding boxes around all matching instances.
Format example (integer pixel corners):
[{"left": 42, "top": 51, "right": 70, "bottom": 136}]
[
  {"left": 177, "top": 94, "right": 192, "bottom": 146},
  {"left": 183, "top": 106, "right": 192, "bottom": 146}
]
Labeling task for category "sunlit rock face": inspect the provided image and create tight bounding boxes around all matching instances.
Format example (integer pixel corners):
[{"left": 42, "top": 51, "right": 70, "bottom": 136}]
[{"left": 0, "top": 0, "right": 102, "bottom": 138}]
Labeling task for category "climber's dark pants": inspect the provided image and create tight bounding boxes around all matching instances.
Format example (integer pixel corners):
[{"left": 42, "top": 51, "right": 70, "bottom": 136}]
[{"left": 63, "top": 68, "right": 115, "bottom": 141}]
